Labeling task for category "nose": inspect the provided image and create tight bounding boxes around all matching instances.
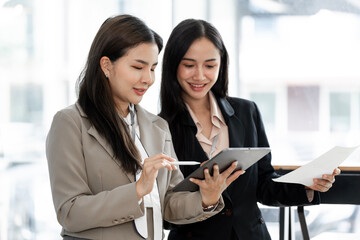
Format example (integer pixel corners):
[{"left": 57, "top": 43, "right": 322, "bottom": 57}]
[
  {"left": 142, "top": 69, "right": 154, "bottom": 85},
  {"left": 193, "top": 66, "right": 205, "bottom": 81}
]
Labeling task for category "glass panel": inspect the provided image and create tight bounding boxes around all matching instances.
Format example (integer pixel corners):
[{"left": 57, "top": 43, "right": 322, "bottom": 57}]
[
  {"left": 287, "top": 86, "right": 319, "bottom": 131},
  {"left": 330, "top": 92, "right": 351, "bottom": 132},
  {"left": 250, "top": 92, "right": 276, "bottom": 130},
  {"left": 10, "top": 83, "right": 43, "bottom": 123}
]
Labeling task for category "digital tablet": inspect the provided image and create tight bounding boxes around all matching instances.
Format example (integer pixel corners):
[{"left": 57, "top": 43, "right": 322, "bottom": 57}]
[{"left": 172, "top": 147, "right": 271, "bottom": 192}]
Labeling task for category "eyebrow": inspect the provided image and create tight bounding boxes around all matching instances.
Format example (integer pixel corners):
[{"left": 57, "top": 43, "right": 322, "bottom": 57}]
[
  {"left": 182, "top": 57, "right": 217, "bottom": 62},
  {"left": 135, "top": 59, "right": 158, "bottom": 66}
]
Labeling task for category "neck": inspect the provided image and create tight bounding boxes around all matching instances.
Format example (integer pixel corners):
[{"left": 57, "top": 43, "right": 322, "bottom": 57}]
[
  {"left": 117, "top": 103, "right": 130, "bottom": 117},
  {"left": 183, "top": 94, "right": 210, "bottom": 114}
]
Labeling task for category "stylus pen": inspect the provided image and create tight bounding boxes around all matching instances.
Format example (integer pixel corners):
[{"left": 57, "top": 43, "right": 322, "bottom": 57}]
[{"left": 170, "top": 161, "right": 201, "bottom": 165}]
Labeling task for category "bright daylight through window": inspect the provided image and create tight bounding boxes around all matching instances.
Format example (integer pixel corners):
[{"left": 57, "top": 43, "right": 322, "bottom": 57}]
[{"left": 0, "top": 0, "right": 359, "bottom": 239}]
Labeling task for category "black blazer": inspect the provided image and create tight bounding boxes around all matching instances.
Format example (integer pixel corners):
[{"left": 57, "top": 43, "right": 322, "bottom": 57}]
[{"left": 167, "top": 96, "right": 320, "bottom": 240}]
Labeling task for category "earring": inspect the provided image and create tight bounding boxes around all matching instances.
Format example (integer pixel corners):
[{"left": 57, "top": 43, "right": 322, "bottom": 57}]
[{"left": 105, "top": 73, "right": 108, "bottom": 78}]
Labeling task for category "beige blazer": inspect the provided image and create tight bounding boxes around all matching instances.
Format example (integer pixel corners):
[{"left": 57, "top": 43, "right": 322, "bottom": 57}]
[{"left": 46, "top": 103, "right": 223, "bottom": 240}]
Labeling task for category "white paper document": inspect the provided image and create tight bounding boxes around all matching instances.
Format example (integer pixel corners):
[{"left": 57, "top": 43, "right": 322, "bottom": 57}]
[{"left": 273, "top": 146, "right": 359, "bottom": 186}]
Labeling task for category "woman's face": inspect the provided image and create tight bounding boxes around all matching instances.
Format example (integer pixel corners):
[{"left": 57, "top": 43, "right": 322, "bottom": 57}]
[
  {"left": 106, "top": 42, "right": 159, "bottom": 115},
  {"left": 177, "top": 37, "right": 221, "bottom": 103}
]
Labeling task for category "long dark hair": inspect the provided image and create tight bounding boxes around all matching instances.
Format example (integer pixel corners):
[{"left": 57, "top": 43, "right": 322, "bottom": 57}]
[
  {"left": 159, "top": 19, "right": 229, "bottom": 123},
  {"left": 77, "top": 14, "right": 163, "bottom": 174},
  {"left": 159, "top": 19, "right": 229, "bottom": 161}
]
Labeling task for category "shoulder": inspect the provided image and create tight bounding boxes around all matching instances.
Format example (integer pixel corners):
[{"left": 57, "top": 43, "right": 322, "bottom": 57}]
[
  {"left": 219, "top": 96, "right": 259, "bottom": 115},
  {"left": 53, "top": 104, "right": 78, "bottom": 119},
  {"left": 136, "top": 104, "right": 170, "bottom": 130},
  {"left": 51, "top": 103, "right": 85, "bottom": 128},
  {"left": 227, "top": 96, "right": 256, "bottom": 109}
]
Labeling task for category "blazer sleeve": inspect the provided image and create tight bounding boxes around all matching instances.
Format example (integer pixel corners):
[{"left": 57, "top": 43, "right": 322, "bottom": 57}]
[
  {"left": 160, "top": 122, "right": 225, "bottom": 224},
  {"left": 46, "top": 110, "right": 145, "bottom": 233}
]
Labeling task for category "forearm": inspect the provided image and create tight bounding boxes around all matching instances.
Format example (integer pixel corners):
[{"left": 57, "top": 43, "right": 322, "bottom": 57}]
[
  {"left": 163, "top": 191, "right": 224, "bottom": 224},
  {"left": 56, "top": 182, "right": 145, "bottom": 232}
]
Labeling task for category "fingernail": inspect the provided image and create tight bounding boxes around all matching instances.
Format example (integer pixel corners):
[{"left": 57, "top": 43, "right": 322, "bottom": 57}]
[{"left": 189, "top": 178, "right": 194, "bottom": 182}]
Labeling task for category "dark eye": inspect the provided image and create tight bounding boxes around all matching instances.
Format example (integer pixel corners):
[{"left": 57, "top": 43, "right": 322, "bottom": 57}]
[
  {"left": 132, "top": 66, "right": 142, "bottom": 70},
  {"left": 206, "top": 65, "right": 215, "bottom": 69},
  {"left": 184, "top": 64, "right": 194, "bottom": 68}
]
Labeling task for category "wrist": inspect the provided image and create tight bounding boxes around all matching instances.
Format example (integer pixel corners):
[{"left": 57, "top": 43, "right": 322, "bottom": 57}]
[
  {"left": 201, "top": 193, "right": 220, "bottom": 207},
  {"left": 135, "top": 181, "right": 145, "bottom": 200},
  {"left": 202, "top": 199, "right": 220, "bottom": 212}
]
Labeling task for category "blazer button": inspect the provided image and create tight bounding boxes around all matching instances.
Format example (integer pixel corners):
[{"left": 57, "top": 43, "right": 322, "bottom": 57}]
[
  {"left": 112, "top": 219, "right": 119, "bottom": 224},
  {"left": 259, "top": 217, "right": 265, "bottom": 224},
  {"left": 225, "top": 209, "right": 232, "bottom": 216},
  {"left": 128, "top": 215, "right": 134, "bottom": 220}
]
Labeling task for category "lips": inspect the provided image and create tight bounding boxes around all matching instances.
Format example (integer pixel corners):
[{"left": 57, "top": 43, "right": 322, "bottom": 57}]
[
  {"left": 133, "top": 88, "right": 147, "bottom": 96},
  {"left": 188, "top": 82, "right": 206, "bottom": 91},
  {"left": 190, "top": 83, "right": 206, "bottom": 87}
]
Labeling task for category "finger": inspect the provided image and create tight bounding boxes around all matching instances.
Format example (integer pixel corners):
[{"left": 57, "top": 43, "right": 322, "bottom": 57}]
[
  {"left": 159, "top": 161, "right": 175, "bottom": 171},
  {"left": 189, "top": 177, "right": 204, "bottom": 186},
  {"left": 145, "top": 160, "right": 174, "bottom": 172},
  {"left": 204, "top": 168, "right": 211, "bottom": 181},
  {"left": 213, "top": 164, "right": 220, "bottom": 178},
  {"left": 308, "top": 184, "right": 331, "bottom": 192},
  {"left": 164, "top": 160, "right": 177, "bottom": 170},
  {"left": 157, "top": 153, "right": 177, "bottom": 163},
  {"left": 309, "top": 179, "right": 333, "bottom": 192},
  {"left": 226, "top": 170, "right": 244, "bottom": 186},
  {"left": 220, "top": 161, "right": 238, "bottom": 178},
  {"left": 144, "top": 155, "right": 176, "bottom": 171},
  {"left": 316, "top": 178, "right": 333, "bottom": 188},
  {"left": 321, "top": 174, "right": 335, "bottom": 183},
  {"left": 147, "top": 153, "right": 176, "bottom": 163},
  {"left": 333, "top": 168, "right": 341, "bottom": 176}
]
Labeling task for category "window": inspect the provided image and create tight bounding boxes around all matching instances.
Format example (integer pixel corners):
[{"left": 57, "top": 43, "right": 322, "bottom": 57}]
[
  {"left": 287, "top": 86, "right": 319, "bottom": 131},
  {"left": 10, "top": 83, "right": 43, "bottom": 123},
  {"left": 330, "top": 92, "right": 351, "bottom": 132},
  {"left": 250, "top": 92, "right": 276, "bottom": 130},
  {"left": 1, "top": 0, "right": 360, "bottom": 239}
]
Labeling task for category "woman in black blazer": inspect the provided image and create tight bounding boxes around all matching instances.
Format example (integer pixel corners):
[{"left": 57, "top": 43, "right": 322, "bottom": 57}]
[{"left": 159, "top": 19, "right": 340, "bottom": 240}]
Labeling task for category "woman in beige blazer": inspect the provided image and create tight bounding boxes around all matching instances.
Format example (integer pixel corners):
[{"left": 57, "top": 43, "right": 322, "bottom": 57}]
[{"left": 46, "top": 15, "right": 243, "bottom": 240}]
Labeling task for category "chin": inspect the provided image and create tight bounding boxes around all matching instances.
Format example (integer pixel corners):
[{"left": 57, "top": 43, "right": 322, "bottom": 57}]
[
  {"left": 131, "top": 97, "right": 143, "bottom": 105},
  {"left": 190, "top": 92, "right": 208, "bottom": 99}
]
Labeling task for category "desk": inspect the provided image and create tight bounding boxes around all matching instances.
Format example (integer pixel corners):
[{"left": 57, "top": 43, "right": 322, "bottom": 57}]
[{"left": 273, "top": 165, "right": 360, "bottom": 240}]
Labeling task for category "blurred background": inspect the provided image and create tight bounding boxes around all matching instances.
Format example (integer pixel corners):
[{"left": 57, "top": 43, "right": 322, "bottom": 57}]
[{"left": 0, "top": 0, "right": 359, "bottom": 239}]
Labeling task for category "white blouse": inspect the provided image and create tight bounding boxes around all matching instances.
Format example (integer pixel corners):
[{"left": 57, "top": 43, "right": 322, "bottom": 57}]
[{"left": 123, "top": 104, "right": 162, "bottom": 240}]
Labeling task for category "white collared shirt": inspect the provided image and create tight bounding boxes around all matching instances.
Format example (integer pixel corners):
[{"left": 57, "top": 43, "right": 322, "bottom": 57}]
[{"left": 123, "top": 105, "right": 162, "bottom": 240}]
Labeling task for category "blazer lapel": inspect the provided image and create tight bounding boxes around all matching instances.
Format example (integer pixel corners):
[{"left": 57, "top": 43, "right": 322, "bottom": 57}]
[
  {"left": 87, "top": 126, "right": 115, "bottom": 159},
  {"left": 136, "top": 105, "right": 168, "bottom": 207},
  {"left": 217, "top": 97, "right": 245, "bottom": 148},
  {"left": 180, "top": 112, "right": 209, "bottom": 163},
  {"left": 217, "top": 97, "right": 247, "bottom": 203},
  {"left": 136, "top": 105, "right": 166, "bottom": 157}
]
